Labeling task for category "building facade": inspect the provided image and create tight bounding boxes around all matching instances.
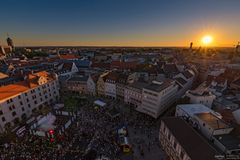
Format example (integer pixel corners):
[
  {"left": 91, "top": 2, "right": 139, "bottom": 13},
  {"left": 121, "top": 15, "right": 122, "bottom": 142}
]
[
  {"left": 104, "top": 72, "right": 119, "bottom": 99},
  {"left": 0, "top": 71, "right": 59, "bottom": 133},
  {"left": 137, "top": 80, "right": 178, "bottom": 118},
  {"left": 97, "top": 72, "right": 109, "bottom": 96},
  {"left": 159, "top": 117, "right": 218, "bottom": 160},
  {"left": 124, "top": 81, "right": 148, "bottom": 108},
  {"left": 87, "top": 74, "right": 99, "bottom": 96},
  {"left": 63, "top": 76, "right": 88, "bottom": 95},
  {"left": 185, "top": 89, "right": 216, "bottom": 108}
]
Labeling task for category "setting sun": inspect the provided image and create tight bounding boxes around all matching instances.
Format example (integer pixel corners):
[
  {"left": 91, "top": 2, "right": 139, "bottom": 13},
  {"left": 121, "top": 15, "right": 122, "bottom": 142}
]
[{"left": 201, "top": 35, "right": 213, "bottom": 45}]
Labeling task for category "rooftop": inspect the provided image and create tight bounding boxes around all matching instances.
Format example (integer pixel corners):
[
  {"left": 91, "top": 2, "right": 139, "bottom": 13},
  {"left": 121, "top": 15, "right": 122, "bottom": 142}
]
[
  {"left": 214, "top": 134, "right": 240, "bottom": 151},
  {"left": 67, "top": 76, "right": 88, "bottom": 82},
  {"left": 0, "top": 82, "right": 30, "bottom": 102},
  {"left": 195, "top": 112, "right": 231, "bottom": 130},
  {"left": 0, "top": 72, "right": 8, "bottom": 79},
  {"left": 176, "top": 104, "right": 218, "bottom": 117},
  {"left": 182, "top": 70, "right": 194, "bottom": 79},
  {"left": 0, "top": 71, "right": 54, "bottom": 102},
  {"left": 144, "top": 79, "right": 173, "bottom": 92},
  {"left": 162, "top": 117, "right": 218, "bottom": 160},
  {"left": 127, "top": 81, "right": 149, "bottom": 90},
  {"left": 188, "top": 85, "right": 212, "bottom": 96},
  {"left": 59, "top": 54, "right": 80, "bottom": 60},
  {"left": 174, "top": 77, "right": 187, "bottom": 86}
]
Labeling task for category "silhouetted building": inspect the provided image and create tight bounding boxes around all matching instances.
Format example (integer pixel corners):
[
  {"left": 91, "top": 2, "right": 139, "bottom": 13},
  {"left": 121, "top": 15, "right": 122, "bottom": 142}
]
[{"left": 6, "top": 36, "right": 14, "bottom": 50}]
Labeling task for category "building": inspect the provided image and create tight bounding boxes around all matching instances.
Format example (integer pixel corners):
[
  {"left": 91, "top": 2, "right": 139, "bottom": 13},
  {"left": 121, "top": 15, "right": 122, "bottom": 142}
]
[
  {"left": 175, "top": 104, "right": 221, "bottom": 120},
  {"left": 104, "top": 72, "right": 119, "bottom": 99},
  {"left": 230, "top": 77, "right": 240, "bottom": 91},
  {"left": 137, "top": 80, "right": 178, "bottom": 118},
  {"left": 59, "top": 54, "right": 80, "bottom": 60},
  {"left": 55, "top": 62, "right": 79, "bottom": 77},
  {"left": 174, "top": 69, "right": 195, "bottom": 98},
  {"left": 116, "top": 74, "right": 128, "bottom": 100},
  {"left": 163, "top": 63, "right": 180, "bottom": 78},
  {"left": 110, "top": 60, "right": 138, "bottom": 70},
  {"left": 185, "top": 84, "right": 216, "bottom": 108},
  {"left": 6, "top": 36, "right": 14, "bottom": 50},
  {"left": 194, "top": 112, "right": 233, "bottom": 139},
  {"left": 124, "top": 81, "right": 148, "bottom": 108},
  {"left": 0, "top": 71, "right": 59, "bottom": 133},
  {"left": 213, "top": 97, "right": 239, "bottom": 111},
  {"left": 97, "top": 72, "right": 109, "bottom": 96},
  {"left": 63, "top": 75, "right": 88, "bottom": 95},
  {"left": 212, "top": 133, "right": 240, "bottom": 156},
  {"left": 159, "top": 117, "right": 218, "bottom": 160},
  {"left": 87, "top": 74, "right": 100, "bottom": 96}
]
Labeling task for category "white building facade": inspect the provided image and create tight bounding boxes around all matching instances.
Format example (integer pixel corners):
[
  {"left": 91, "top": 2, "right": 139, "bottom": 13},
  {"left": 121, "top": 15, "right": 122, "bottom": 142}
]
[
  {"left": 0, "top": 71, "right": 59, "bottom": 133},
  {"left": 137, "top": 80, "right": 178, "bottom": 118}
]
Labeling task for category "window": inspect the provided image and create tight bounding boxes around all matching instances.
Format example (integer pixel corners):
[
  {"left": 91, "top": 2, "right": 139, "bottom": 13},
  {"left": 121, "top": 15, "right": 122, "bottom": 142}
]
[
  {"left": 203, "top": 123, "right": 205, "bottom": 126},
  {"left": 22, "top": 107, "right": 25, "bottom": 111},
  {"left": 34, "top": 101, "right": 37, "bottom": 104},
  {"left": 20, "top": 101, "right": 23, "bottom": 105},
  {"left": 18, "top": 95, "right": 21, "bottom": 99},
  {"left": 2, "top": 117, "right": 5, "bottom": 122},
  {"left": 0, "top": 110, "right": 3, "bottom": 115},
  {"left": 25, "top": 93, "right": 27, "bottom": 96},
  {"left": 12, "top": 111, "right": 16, "bottom": 117},
  {"left": 7, "top": 99, "right": 12, "bottom": 104},
  {"left": 26, "top": 99, "right": 29, "bottom": 102},
  {"left": 28, "top": 104, "right": 31, "bottom": 108}
]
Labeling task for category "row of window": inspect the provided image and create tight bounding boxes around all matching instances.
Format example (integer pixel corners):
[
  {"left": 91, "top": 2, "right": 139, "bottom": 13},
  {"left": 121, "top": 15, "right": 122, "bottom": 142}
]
[
  {"left": 143, "top": 90, "right": 158, "bottom": 97},
  {"left": 6, "top": 83, "right": 56, "bottom": 104},
  {"left": 162, "top": 124, "right": 186, "bottom": 159}
]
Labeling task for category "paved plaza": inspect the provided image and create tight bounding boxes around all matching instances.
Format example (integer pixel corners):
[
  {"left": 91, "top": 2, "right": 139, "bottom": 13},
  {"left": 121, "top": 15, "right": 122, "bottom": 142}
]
[{"left": 0, "top": 96, "right": 166, "bottom": 160}]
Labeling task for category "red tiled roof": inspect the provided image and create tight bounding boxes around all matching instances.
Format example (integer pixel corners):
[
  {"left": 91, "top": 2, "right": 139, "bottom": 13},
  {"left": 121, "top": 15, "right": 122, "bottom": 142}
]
[
  {"left": 0, "top": 71, "right": 53, "bottom": 101},
  {"left": 105, "top": 72, "right": 119, "bottom": 81},
  {"left": 59, "top": 54, "right": 80, "bottom": 59},
  {"left": 110, "top": 60, "right": 137, "bottom": 70}
]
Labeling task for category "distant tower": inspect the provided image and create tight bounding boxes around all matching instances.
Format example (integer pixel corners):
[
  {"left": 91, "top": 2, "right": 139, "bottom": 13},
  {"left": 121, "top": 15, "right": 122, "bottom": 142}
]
[
  {"left": 236, "top": 42, "right": 240, "bottom": 54},
  {"left": 189, "top": 42, "right": 193, "bottom": 50},
  {"left": 189, "top": 42, "right": 193, "bottom": 56},
  {"left": 6, "top": 34, "right": 14, "bottom": 50}
]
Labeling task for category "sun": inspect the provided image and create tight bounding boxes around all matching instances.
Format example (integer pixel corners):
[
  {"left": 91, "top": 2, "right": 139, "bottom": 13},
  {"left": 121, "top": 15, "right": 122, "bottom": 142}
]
[{"left": 201, "top": 35, "right": 213, "bottom": 45}]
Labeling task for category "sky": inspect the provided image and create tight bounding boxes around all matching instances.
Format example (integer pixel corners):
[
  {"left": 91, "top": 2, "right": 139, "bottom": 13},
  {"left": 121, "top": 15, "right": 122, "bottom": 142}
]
[{"left": 0, "top": 0, "right": 239, "bottom": 47}]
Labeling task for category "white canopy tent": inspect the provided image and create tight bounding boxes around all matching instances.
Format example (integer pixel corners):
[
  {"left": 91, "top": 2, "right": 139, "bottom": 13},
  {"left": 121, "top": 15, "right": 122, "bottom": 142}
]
[{"left": 94, "top": 100, "right": 106, "bottom": 107}]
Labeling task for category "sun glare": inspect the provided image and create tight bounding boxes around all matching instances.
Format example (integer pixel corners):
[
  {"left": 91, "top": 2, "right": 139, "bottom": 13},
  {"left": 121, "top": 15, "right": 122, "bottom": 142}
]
[{"left": 201, "top": 35, "right": 213, "bottom": 45}]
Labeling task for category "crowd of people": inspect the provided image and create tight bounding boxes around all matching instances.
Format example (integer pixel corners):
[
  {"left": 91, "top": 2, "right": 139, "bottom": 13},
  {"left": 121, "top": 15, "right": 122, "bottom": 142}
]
[{"left": 0, "top": 99, "right": 163, "bottom": 160}]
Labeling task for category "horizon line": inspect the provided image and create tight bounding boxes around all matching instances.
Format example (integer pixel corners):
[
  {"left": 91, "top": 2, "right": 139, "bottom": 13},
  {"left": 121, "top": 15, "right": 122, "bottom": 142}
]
[{"left": 15, "top": 45, "right": 235, "bottom": 48}]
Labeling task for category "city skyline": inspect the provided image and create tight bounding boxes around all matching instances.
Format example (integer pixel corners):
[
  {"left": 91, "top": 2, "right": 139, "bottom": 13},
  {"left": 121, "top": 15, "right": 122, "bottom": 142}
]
[{"left": 0, "top": 0, "right": 240, "bottom": 47}]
